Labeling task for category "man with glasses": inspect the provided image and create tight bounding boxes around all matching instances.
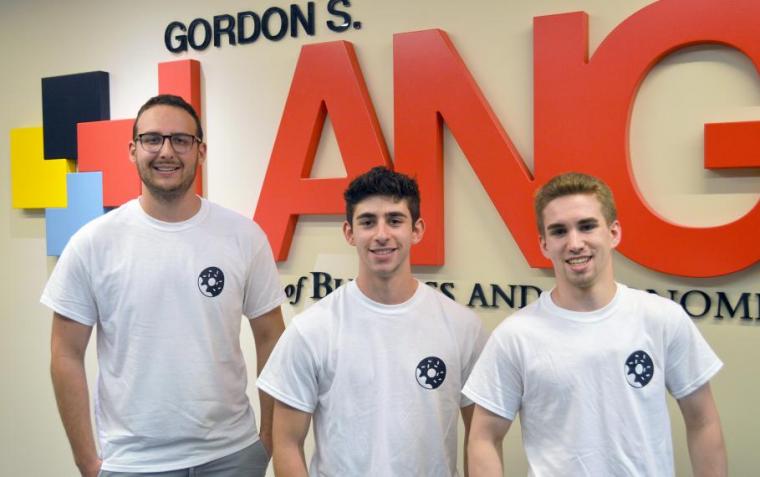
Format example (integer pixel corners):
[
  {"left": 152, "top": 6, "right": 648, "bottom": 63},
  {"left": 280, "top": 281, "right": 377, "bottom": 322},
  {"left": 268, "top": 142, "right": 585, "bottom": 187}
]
[{"left": 42, "top": 95, "right": 286, "bottom": 476}]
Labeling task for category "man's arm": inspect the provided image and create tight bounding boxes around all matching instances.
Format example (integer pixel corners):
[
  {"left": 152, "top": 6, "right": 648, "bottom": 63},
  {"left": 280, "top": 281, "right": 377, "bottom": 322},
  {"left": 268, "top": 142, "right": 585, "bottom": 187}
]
[
  {"left": 461, "top": 404, "right": 475, "bottom": 477},
  {"left": 677, "top": 382, "right": 727, "bottom": 477},
  {"left": 467, "top": 404, "right": 512, "bottom": 477},
  {"left": 272, "top": 400, "right": 311, "bottom": 477},
  {"left": 249, "top": 306, "right": 286, "bottom": 454},
  {"left": 50, "top": 313, "right": 101, "bottom": 477}
]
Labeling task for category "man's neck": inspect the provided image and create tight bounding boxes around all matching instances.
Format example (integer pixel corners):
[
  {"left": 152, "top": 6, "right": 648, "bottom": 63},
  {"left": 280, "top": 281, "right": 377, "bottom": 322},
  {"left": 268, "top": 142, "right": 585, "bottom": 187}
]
[
  {"left": 355, "top": 272, "right": 418, "bottom": 305},
  {"left": 551, "top": 279, "right": 618, "bottom": 312},
  {"left": 138, "top": 190, "right": 201, "bottom": 222}
]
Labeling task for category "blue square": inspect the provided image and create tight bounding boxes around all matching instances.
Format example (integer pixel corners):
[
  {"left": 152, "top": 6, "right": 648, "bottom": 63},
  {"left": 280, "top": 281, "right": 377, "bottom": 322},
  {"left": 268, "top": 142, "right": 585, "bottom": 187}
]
[{"left": 46, "top": 172, "right": 107, "bottom": 256}]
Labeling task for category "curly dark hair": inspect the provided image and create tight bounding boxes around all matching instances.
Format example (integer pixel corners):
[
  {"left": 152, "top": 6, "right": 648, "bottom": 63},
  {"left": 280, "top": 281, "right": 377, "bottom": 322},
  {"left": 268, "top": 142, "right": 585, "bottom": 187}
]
[{"left": 344, "top": 166, "right": 420, "bottom": 224}]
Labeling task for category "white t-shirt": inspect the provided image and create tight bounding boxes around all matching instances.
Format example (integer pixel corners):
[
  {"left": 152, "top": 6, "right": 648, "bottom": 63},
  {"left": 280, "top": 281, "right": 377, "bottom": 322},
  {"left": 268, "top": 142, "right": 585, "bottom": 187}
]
[
  {"left": 463, "top": 283, "right": 722, "bottom": 477},
  {"left": 258, "top": 280, "right": 487, "bottom": 476},
  {"left": 41, "top": 198, "right": 285, "bottom": 472}
]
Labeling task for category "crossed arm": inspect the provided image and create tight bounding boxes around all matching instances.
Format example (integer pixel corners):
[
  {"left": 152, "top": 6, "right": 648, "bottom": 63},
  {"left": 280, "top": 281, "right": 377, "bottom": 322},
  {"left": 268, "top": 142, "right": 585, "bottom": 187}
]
[{"left": 50, "top": 313, "right": 101, "bottom": 477}]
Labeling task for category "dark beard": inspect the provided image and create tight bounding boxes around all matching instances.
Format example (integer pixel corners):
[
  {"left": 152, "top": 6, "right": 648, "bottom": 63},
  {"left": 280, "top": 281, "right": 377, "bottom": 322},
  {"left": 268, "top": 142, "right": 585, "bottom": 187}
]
[{"left": 137, "top": 157, "right": 198, "bottom": 203}]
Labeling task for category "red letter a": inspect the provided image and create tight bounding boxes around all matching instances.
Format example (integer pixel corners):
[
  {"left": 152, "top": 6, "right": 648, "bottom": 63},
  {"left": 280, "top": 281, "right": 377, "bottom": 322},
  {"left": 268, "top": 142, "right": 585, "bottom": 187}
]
[{"left": 254, "top": 41, "right": 391, "bottom": 260}]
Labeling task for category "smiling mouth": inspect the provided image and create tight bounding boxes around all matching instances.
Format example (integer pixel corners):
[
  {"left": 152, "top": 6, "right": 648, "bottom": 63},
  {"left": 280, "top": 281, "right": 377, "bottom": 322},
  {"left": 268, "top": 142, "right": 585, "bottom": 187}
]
[
  {"left": 566, "top": 256, "right": 591, "bottom": 265},
  {"left": 152, "top": 164, "right": 181, "bottom": 173},
  {"left": 370, "top": 247, "right": 397, "bottom": 256}
]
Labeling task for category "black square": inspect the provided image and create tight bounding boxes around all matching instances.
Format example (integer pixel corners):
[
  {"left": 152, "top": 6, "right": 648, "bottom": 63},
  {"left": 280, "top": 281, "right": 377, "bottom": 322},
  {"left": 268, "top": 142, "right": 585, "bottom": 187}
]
[{"left": 42, "top": 71, "right": 110, "bottom": 160}]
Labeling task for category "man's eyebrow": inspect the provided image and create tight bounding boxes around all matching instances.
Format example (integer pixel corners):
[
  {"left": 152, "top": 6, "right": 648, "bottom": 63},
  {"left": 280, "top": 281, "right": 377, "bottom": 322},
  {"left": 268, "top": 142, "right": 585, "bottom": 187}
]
[
  {"left": 546, "top": 223, "right": 565, "bottom": 231},
  {"left": 578, "top": 218, "right": 599, "bottom": 226},
  {"left": 356, "top": 212, "right": 377, "bottom": 220}
]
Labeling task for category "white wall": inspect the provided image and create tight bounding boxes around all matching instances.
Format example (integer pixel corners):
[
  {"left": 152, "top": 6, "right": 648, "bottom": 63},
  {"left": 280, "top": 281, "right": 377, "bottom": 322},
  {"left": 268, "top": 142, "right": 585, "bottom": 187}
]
[{"left": 2, "top": 0, "right": 758, "bottom": 475}]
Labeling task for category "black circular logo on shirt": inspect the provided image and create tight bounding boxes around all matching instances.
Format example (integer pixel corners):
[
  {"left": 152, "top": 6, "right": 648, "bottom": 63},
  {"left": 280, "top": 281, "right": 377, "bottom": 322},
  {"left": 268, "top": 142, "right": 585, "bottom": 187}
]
[
  {"left": 198, "top": 266, "right": 225, "bottom": 297},
  {"left": 416, "top": 356, "right": 447, "bottom": 390},
  {"left": 625, "top": 350, "right": 654, "bottom": 388}
]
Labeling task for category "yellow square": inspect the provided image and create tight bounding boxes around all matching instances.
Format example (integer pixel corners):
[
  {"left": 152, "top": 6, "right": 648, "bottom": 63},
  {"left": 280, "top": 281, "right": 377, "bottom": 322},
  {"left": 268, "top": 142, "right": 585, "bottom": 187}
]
[{"left": 10, "top": 127, "right": 75, "bottom": 208}]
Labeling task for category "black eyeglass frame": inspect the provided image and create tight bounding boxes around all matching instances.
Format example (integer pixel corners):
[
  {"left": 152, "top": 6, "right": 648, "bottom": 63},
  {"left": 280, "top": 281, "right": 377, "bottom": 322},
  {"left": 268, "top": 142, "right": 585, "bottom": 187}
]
[{"left": 135, "top": 133, "right": 203, "bottom": 153}]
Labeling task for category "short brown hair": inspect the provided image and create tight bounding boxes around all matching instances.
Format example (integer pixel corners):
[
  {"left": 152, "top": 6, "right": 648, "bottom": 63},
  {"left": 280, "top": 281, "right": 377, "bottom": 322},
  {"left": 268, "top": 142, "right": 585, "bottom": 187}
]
[
  {"left": 133, "top": 94, "right": 203, "bottom": 140},
  {"left": 534, "top": 172, "right": 617, "bottom": 235}
]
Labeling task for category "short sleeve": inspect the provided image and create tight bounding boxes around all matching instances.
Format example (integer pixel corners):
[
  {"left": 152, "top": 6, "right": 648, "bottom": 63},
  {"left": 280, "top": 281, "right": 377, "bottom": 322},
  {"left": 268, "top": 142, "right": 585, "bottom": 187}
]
[
  {"left": 462, "top": 330, "right": 523, "bottom": 421},
  {"left": 242, "top": 225, "right": 286, "bottom": 319},
  {"left": 665, "top": 311, "right": 723, "bottom": 399},
  {"left": 40, "top": 237, "right": 97, "bottom": 326},
  {"left": 257, "top": 323, "right": 320, "bottom": 413},
  {"left": 460, "top": 321, "right": 489, "bottom": 407}
]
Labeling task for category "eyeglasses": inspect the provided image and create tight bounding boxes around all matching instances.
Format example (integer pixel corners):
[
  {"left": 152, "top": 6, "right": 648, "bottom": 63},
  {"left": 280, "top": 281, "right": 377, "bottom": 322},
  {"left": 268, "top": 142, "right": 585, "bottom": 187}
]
[{"left": 135, "top": 133, "right": 201, "bottom": 153}]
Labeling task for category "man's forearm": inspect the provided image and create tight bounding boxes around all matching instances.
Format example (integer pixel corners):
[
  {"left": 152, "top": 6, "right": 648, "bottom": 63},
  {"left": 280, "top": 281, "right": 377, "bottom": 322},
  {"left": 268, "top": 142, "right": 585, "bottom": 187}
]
[
  {"left": 467, "top": 437, "right": 504, "bottom": 477},
  {"left": 252, "top": 307, "right": 286, "bottom": 450},
  {"left": 257, "top": 389, "right": 275, "bottom": 450},
  {"left": 687, "top": 421, "right": 727, "bottom": 477},
  {"left": 51, "top": 355, "right": 100, "bottom": 474},
  {"left": 273, "top": 443, "right": 309, "bottom": 477}
]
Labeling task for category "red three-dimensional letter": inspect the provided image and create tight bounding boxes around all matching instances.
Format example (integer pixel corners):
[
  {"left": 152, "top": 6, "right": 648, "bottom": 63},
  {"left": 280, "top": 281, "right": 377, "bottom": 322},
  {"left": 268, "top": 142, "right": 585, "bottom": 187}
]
[
  {"left": 254, "top": 41, "right": 391, "bottom": 260},
  {"left": 534, "top": 0, "right": 760, "bottom": 276}
]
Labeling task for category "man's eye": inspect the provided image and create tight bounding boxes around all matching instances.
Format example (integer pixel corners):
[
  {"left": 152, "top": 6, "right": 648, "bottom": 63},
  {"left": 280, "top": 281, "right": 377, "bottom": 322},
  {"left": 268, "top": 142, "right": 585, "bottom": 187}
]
[
  {"left": 550, "top": 229, "right": 566, "bottom": 236},
  {"left": 173, "top": 135, "right": 192, "bottom": 146},
  {"left": 143, "top": 135, "right": 162, "bottom": 145}
]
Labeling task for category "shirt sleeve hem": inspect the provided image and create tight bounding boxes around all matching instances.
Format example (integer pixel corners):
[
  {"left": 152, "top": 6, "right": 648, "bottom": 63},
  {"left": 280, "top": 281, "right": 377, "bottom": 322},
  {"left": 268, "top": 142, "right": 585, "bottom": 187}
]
[
  {"left": 257, "top": 379, "right": 315, "bottom": 414},
  {"left": 670, "top": 359, "right": 724, "bottom": 400},
  {"left": 39, "top": 297, "right": 96, "bottom": 327},
  {"left": 245, "top": 293, "right": 287, "bottom": 320},
  {"left": 462, "top": 385, "right": 516, "bottom": 421}
]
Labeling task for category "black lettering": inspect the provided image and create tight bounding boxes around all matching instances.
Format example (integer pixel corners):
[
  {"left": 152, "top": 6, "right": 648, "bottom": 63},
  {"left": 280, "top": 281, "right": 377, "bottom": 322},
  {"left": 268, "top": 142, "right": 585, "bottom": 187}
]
[
  {"left": 165, "top": 21, "right": 188, "bottom": 53},
  {"left": 467, "top": 283, "right": 491, "bottom": 308},
  {"left": 327, "top": 0, "right": 352, "bottom": 32},
  {"left": 262, "top": 7, "right": 289, "bottom": 41},
  {"left": 680, "top": 290, "right": 712, "bottom": 319},
  {"left": 237, "top": 11, "right": 261, "bottom": 44},
  {"left": 188, "top": 18, "right": 212, "bottom": 50},
  {"left": 519, "top": 285, "right": 542, "bottom": 308},
  {"left": 291, "top": 2, "right": 316, "bottom": 37},
  {"left": 213, "top": 14, "right": 237, "bottom": 48},
  {"left": 440, "top": 282, "right": 456, "bottom": 301},
  {"left": 716, "top": 292, "right": 752, "bottom": 320},
  {"left": 490, "top": 284, "right": 516, "bottom": 308},
  {"left": 310, "top": 271, "right": 333, "bottom": 299}
]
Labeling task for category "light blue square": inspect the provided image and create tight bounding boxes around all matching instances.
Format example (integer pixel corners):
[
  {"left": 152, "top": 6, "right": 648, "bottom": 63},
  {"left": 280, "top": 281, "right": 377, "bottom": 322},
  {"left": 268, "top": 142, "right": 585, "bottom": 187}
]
[{"left": 46, "top": 172, "right": 106, "bottom": 256}]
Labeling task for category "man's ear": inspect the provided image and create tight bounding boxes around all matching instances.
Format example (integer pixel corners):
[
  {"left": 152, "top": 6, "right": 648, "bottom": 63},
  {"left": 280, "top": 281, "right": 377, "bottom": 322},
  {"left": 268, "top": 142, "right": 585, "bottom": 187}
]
[
  {"left": 609, "top": 220, "right": 622, "bottom": 249},
  {"left": 343, "top": 220, "right": 355, "bottom": 246},
  {"left": 539, "top": 234, "right": 549, "bottom": 259},
  {"left": 197, "top": 141, "right": 207, "bottom": 166},
  {"left": 128, "top": 140, "right": 137, "bottom": 165},
  {"left": 411, "top": 217, "right": 425, "bottom": 245}
]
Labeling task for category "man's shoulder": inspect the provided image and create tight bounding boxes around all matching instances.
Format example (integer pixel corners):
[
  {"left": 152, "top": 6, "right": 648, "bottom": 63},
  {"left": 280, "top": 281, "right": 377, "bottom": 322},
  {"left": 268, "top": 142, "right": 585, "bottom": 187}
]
[
  {"left": 205, "top": 200, "right": 267, "bottom": 237},
  {"left": 419, "top": 283, "right": 481, "bottom": 327},
  {"left": 618, "top": 283, "right": 685, "bottom": 317},
  {"left": 490, "top": 299, "right": 543, "bottom": 336},
  {"left": 65, "top": 200, "right": 136, "bottom": 247}
]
